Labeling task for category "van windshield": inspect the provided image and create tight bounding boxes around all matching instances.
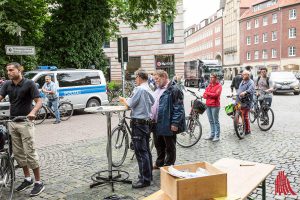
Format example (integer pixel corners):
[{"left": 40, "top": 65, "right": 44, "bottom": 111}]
[{"left": 24, "top": 72, "right": 37, "bottom": 80}]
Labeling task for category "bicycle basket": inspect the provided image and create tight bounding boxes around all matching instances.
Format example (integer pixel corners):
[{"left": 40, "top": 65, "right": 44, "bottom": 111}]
[
  {"left": 225, "top": 103, "right": 234, "bottom": 116},
  {"left": 192, "top": 99, "right": 206, "bottom": 114}
]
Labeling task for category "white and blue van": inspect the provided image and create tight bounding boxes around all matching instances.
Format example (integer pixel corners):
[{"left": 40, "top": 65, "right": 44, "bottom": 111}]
[{"left": 0, "top": 66, "right": 108, "bottom": 115}]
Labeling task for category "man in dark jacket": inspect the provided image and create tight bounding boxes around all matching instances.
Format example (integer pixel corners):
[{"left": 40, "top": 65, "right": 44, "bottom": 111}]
[
  {"left": 231, "top": 69, "right": 243, "bottom": 93},
  {"left": 151, "top": 70, "right": 185, "bottom": 169}
]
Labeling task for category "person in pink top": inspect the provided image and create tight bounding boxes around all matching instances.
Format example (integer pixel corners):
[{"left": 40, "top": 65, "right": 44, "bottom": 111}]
[{"left": 203, "top": 73, "right": 222, "bottom": 142}]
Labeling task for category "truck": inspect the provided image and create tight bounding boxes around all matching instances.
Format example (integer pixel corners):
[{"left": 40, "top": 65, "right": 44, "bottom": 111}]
[{"left": 184, "top": 59, "right": 223, "bottom": 87}]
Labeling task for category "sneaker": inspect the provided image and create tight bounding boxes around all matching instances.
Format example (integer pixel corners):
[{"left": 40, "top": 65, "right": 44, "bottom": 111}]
[
  {"left": 212, "top": 137, "right": 220, "bottom": 142},
  {"left": 15, "top": 179, "right": 34, "bottom": 192},
  {"left": 30, "top": 182, "right": 45, "bottom": 197},
  {"left": 53, "top": 121, "right": 61, "bottom": 124},
  {"left": 204, "top": 136, "right": 214, "bottom": 140}
]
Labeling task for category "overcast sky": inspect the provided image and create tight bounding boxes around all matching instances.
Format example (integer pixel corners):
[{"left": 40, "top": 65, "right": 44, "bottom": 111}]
[{"left": 183, "top": 0, "right": 220, "bottom": 28}]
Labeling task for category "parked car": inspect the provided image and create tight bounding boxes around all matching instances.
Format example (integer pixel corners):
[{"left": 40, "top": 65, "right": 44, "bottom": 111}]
[{"left": 270, "top": 71, "right": 300, "bottom": 95}]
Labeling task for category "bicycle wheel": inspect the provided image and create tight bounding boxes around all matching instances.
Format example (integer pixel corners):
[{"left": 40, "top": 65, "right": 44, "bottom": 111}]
[
  {"left": 249, "top": 109, "right": 257, "bottom": 123},
  {"left": 177, "top": 116, "right": 202, "bottom": 148},
  {"left": 234, "top": 111, "right": 245, "bottom": 139},
  {"left": 111, "top": 126, "right": 129, "bottom": 167},
  {"left": 34, "top": 105, "right": 47, "bottom": 125},
  {"left": 0, "top": 154, "right": 15, "bottom": 200},
  {"left": 59, "top": 102, "right": 74, "bottom": 121},
  {"left": 257, "top": 107, "right": 274, "bottom": 131}
]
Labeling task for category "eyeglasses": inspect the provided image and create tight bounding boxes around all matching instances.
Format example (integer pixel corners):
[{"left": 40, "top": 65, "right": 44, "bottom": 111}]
[{"left": 210, "top": 77, "right": 216, "bottom": 79}]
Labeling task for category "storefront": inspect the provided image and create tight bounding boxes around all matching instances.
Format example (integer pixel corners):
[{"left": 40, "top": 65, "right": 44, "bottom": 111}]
[{"left": 155, "top": 54, "right": 175, "bottom": 78}]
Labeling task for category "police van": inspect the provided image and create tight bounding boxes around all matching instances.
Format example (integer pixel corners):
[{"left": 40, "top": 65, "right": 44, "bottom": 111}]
[{"left": 0, "top": 66, "right": 108, "bottom": 115}]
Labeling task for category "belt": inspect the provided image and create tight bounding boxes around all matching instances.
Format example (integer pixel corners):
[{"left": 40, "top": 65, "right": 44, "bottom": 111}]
[{"left": 131, "top": 118, "right": 151, "bottom": 125}]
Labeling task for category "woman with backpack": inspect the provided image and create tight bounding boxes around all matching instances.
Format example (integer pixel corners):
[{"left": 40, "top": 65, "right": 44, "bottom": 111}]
[{"left": 203, "top": 73, "right": 223, "bottom": 142}]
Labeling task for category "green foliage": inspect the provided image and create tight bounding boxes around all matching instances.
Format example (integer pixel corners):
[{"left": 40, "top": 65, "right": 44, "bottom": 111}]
[
  {"left": 107, "top": 81, "right": 121, "bottom": 91},
  {"left": 0, "top": 0, "right": 48, "bottom": 70}
]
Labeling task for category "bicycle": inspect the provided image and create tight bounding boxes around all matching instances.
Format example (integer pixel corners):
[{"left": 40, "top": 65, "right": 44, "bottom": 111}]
[
  {"left": 35, "top": 97, "right": 74, "bottom": 125},
  {"left": 249, "top": 90, "right": 275, "bottom": 131},
  {"left": 176, "top": 89, "right": 203, "bottom": 148},
  {"left": 0, "top": 116, "right": 27, "bottom": 200},
  {"left": 226, "top": 95, "right": 246, "bottom": 139},
  {"left": 110, "top": 111, "right": 154, "bottom": 167}
]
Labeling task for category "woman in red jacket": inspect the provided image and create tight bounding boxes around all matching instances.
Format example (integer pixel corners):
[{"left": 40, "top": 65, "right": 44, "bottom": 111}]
[{"left": 203, "top": 73, "right": 222, "bottom": 142}]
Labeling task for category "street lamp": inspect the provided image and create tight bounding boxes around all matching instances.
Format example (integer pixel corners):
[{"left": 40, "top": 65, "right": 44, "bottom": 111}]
[{"left": 16, "top": 26, "right": 26, "bottom": 65}]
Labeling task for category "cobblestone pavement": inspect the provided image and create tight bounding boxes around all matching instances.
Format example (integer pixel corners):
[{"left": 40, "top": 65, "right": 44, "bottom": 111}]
[{"left": 12, "top": 81, "right": 300, "bottom": 200}]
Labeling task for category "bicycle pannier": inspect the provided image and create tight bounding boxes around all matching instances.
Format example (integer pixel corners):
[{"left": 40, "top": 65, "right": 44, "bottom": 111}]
[
  {"left": 193, "top": 99, "right": 206, "bottom": 114},
  {"left": 225, "top": 103, "right": 234, "bottom": 116}
]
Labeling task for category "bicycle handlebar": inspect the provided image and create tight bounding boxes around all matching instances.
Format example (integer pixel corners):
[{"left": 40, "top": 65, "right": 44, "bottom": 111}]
[
  {"left": 187, "top": 89, "right": 203, "bottom": 99},
  {"left": 0, "top": 116, "right": 29, "bottom": 122}
]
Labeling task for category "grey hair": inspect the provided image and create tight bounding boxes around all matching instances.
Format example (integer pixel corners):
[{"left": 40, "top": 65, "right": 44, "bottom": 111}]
[{"left": 135, "top": 69, "right": 148, "bottom": 80}]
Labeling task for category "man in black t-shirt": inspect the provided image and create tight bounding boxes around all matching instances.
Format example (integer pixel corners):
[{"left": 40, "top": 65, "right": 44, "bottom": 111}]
[{"left": 0, "top": 62, "right": 44, "bottom": 197}]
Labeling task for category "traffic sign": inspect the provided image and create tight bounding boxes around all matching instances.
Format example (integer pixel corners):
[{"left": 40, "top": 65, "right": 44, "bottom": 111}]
[{"left": 5, "top": 45, "right": 36, "bottom": 55}]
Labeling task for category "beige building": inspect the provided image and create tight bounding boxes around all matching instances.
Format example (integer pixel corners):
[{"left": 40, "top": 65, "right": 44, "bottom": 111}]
[
  {"left": 103, "top": 1, "right": 184, "bottom": 81},
  {"left": 222, "top": 0, "right": 258, "bottom": 79}
]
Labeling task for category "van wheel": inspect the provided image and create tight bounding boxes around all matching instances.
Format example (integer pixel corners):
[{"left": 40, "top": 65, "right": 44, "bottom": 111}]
[
  {"left": 294, "top": 92, "right": 300, "bottom": 95},
  {"left": 87, "top": 98, "right": 101, "bottom": 107}
]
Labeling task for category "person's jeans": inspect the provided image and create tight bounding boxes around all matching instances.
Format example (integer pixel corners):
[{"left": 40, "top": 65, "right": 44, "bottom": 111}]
[
  {"left": 48, "top": 98, "right": 60, "bottom": 122},
  {"left": 131, "top": 123, "right": 152, "bottom": 183},
  {"left": 206, "top": 106, "right": 221, "bottom": 138}
]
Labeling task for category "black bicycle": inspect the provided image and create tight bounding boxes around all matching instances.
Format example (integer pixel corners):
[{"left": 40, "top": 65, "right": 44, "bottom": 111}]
[
  {"left": 110, "top": 111, "right": 154, "bottom": 167},
  {"left": 35, "top": 97, "right": 74, "bottom": 125},
  {"left": 0, "top": 116, "right": 27, "bottom": 200},
  {"left": 250, "top": 90, "right": 275, "bottom": 131},
  {"left": 176, "top": 89, "right": 203, "bottom": 148}
]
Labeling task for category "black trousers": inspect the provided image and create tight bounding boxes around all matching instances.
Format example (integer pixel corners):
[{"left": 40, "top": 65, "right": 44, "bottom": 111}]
[
  {"left": 131, "top": 123, "right": 152, "bottom": 183},
  {"left": 152, "top": 124, "right": 176, "bottom": 167}
]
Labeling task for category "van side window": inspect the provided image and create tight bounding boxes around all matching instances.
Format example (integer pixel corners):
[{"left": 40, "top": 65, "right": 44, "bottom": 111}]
[
  {"left": 35, "top": 74, "right": 54, "bottom": 89},
  {"left": 57, "top": 72, "right": 101, "bottom": 87}
]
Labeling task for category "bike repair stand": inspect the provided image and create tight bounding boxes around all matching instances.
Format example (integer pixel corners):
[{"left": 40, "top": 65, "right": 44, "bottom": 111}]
[{"left": 84, "top": 106, "right": 132, "bottom": 192}]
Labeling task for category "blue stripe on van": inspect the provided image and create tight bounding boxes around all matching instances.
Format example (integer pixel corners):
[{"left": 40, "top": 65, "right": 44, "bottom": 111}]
[{"left": 58, "top": 85, "right": 106, "bottom": 96}]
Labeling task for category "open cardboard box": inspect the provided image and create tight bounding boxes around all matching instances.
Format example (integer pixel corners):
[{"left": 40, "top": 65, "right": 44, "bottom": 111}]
[{"left": 160, "top": 162, "right": 227, "bottom": 200}]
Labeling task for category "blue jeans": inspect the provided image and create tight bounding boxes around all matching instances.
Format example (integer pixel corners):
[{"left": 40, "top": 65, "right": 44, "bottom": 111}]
[
  {"left": 48, "top": 98, "right": 60, "bottom": 122},
  {"left": 206, "top": 106, "right": 220, "bottom": 138}
]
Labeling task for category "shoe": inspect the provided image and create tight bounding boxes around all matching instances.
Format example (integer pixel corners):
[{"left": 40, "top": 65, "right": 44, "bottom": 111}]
[
  {"left": 245, "top": 131, "right": 251, "bottom": 135},
  {"left": 15, "top": 179, "right": 34, "bottom": 192},
  {"left": 53, "top": 121, "right": 61, "bottom": 124},
  {"left": 204, "top": 136, "right": 214, "bottom": 140},
  {"left": 212, "top": 137, "right": 220, "bottom": 142},
  {"left": 153, "top": 164, "right": 160, "bottom": 170},
  {"left": 132, "top": 180, "right": 150, "bottom": 189},
  {"left": 30, "top": 182, "right": 45, "bottom": 197}
]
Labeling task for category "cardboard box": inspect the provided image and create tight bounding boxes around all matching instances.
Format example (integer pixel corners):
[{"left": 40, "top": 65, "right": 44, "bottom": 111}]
[{"left": 160, "top": 162, "right": 227, "bottom": 200}]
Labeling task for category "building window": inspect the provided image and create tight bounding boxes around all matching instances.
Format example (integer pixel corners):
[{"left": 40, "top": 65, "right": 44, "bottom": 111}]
[
  {"left": 255, "top": 18, "right": 259, "bottom": 28},
  {"left": 272, "top": 49, "right": 277, "bottom": 58},
  {"left": 272, "top": 31, "right": 277, "bottom": 41},
  {"left": 247, "top": 52, "right": 251, "bottom": 60},
  {"left": 162, "top": 22, "right": 174, "bottom": 44},
  {"left": 254, "top": 35, "right": 259, "bottom": 44},
  {"left": 215, "top": 38, "right": 221, "bottom": 46},
  {"left": 263, "top": 33, "right": 268, "bottom": 42},
  {"left": 215, "top": 26, "right": 221, "bottom": 33},
  {"left": 272, "top": 14, "right": 278, "bottom": 23},
  {"left": 288, "top": 46, "right": 296, "bottom": 56},
  {"left": 103, "top": 41, "right": 110, "bottom": 48},
  {"left": 246, "top": 36, "right": 251, "bottom": 45},
  {"left": 263, "top": 16, "right": 268, "bottom": 26},
  {"left": 289, "top": 9, "right": 297, "bottom": 20},
  {"left": 246, "top": 21, "right": 251, "bottom": 30},
  {"left": 262, "top": 50, "right": 268, "bottom": 59},
  {"left": 289, "top": 28, "right": 296, "bottom": 38},
  {"left": 255, "top": 51, "right": 259, "bottom": 60}
]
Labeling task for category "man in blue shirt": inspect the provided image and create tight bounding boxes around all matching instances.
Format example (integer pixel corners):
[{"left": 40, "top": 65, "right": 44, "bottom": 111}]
[
  {"left": 42, "top": 76, "right": 60, "bottom": 124},
  {"left": 119, "top": 69, "right": 155, "bottom": 189}
]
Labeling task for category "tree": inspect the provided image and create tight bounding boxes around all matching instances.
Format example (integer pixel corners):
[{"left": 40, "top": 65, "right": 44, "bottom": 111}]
[
  {"left": 39, "top": 0, "right": 178, "bottom": 71},
  {"left": 0, "top": 0, "right": 48, "bottom": 70}
]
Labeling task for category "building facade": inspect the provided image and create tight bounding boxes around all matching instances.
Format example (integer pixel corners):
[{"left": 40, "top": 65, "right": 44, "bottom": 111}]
[
  {"left": 103, "top": 1, "right": 184, "bottom": 81},
  {"left": 222, "top": 0, "right": 259, "bottom": 79},
  {"left": 184, "top": 9, "right": 223, "bottom": 64},
  {"left": 240, "top": 0, "right": 300, "bottom": 76}
]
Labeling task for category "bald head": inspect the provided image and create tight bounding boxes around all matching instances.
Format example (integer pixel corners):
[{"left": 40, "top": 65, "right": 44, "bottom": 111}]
[{"left": 242, "top": 70, "right": 250, "bottom": 80}]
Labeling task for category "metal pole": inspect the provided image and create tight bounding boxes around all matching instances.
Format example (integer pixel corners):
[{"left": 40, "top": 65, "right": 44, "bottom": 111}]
[
  {"left": 19, "top": 30, "right": 23, "bottom": 65},
  {"left": 121, "top": 37, "right": 125, "bottom": 97}
]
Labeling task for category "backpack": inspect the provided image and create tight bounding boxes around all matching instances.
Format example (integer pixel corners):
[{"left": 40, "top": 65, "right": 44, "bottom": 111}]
[{"left": 256, "top": 76, "right": 270, "bottom": 87}]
